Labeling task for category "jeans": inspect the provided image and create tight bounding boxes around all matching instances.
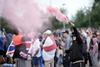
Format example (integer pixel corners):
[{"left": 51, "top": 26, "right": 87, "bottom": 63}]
[{"left": 32, "top": 56, "right": 43, "bottom": 67}]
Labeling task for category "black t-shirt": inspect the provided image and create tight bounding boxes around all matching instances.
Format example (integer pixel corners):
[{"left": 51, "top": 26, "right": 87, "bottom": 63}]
[
  {"left": 13, "top": 44, "right": 27, "bottom": 59},
  {"left": 69, "top": 41, "right": 83, "bottom": 62}
]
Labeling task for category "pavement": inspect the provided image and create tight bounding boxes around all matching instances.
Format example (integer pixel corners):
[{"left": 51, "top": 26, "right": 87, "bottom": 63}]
[{"left": 86, "top": 61, "right": 100, "bottom": 67}]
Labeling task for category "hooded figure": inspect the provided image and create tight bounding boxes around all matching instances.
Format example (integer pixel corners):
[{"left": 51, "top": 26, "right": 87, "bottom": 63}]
[{"left": 68, "top": 22, "right": 85, "bottom": 67}]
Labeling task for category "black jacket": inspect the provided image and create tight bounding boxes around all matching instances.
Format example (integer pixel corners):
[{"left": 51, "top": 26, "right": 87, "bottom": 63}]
[
  {"left": 69, "top": 27, "right": 84, "bottom": 62},
  {"left": 13, "top": 44, "right": 27, "bottom": 59}
]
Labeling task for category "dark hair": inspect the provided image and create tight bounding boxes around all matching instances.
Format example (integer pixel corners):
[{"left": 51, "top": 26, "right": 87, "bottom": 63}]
[
  {"left": 63, "top": 30, "right": 69, "bottom": 34},
  {"left": 53, "top": 32, "right": 58, "bottom": 37},
  {"left": 12, "top": 29, "right": 19, "bottom": 35},
  {"left": 71, "top": 32, "right": 76, "bottom": 37}
]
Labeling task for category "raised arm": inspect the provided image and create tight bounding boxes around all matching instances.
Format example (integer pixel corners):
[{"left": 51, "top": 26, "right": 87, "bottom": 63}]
[{"left": 69, "top": 22, "right": 83, "bottom": 44}]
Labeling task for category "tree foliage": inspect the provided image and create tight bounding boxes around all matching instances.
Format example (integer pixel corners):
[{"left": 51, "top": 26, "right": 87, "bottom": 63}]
[
  {"left": 0, "top": 17, "right": 13, "bottom": 33},
  {"left": 50, "top": 8, "right": 68, "bottom": 30},
  {"left": 74, "top": 0, "right": 100, "bottom": 28},
  {"left": 50, "top": 16, "right": 63, "bottom": 30}
]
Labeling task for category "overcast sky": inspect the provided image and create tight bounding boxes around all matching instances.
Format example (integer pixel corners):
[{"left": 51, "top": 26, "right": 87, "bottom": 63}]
[
  {"left": 0, "top": 0, "right": 94, "bottom": 19},
  {"left": 36, "top": 0, "right": 94, "bottom": 19}
]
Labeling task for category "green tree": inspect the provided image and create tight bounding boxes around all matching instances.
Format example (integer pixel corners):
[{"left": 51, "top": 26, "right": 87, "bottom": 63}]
[
  {"left": 0, "top": 17, "right": 13, "bottom": 33},
  {"left": 50, "top": 7, "right": 68, "bottom": 30},
  {"left": 74, "top": 0, "right": 100, "bottom": 28},
  {"left": 50, "top": 16, "right": 63, "bottom": 30},
  {"left": 90, "top": 0, "right": 100, "bottom": 27},
  {"left": 74, "top": 10, "right": 89, "bottom": 27}
]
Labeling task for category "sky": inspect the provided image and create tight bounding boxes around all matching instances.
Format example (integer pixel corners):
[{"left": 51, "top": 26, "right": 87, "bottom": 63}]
[
  {"left": 36, "top": 0, "right": 94, "bottom": 19},
  {"left": 0, "top": 0, "right": 94, "bottom": 19},
  {"left": 0, "top": 0, "right": 5, "bottom": 17}
]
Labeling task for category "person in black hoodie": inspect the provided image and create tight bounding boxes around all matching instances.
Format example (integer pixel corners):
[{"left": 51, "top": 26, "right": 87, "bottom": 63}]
[{"left": 68, "top": 22, "right": 85, "bottom": 67}]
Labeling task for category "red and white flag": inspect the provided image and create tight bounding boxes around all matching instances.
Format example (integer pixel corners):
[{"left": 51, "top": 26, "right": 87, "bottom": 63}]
[
  {"left": 6, "top": 41, "right": 15, "bottom": 57},
  {"left": 43, "top": 36, "right": 57, "bottom": 61}
]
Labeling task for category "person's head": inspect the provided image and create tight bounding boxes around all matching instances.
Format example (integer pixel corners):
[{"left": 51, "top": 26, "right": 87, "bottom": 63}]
[
  {"left": 53, "top": 32, "right": 58, "bottom": 37},
  {"left": 71, "top": 32, "right": 76, "bottom": 41},
  {"left": 12, "top": 29, "right": 19, "bottom": 35},
  {"left": 43, "top": 30, "right": 52, "bottom": 38},
  {"left": 86, "top": 30, "right": 93, "bottom": 38},
  {"left": 96, "top": 32, "right": 100, "bottom": 40},
  {"left": 63, "top": 30, "right": 69, "bottom": 38}
]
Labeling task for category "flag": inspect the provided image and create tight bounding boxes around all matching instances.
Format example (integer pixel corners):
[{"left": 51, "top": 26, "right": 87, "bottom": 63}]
[
  {"left": 47, "top": 6, "right": 59, "bottom": 16},
  {"left": 6, "top": 41, "right": 15, "bottom": 57},
  {"left": 47, "top": 6, "right": 69, "bottom": 23},
  {"left": 43, "top": 36, "right": 57, "bottom": 61}
]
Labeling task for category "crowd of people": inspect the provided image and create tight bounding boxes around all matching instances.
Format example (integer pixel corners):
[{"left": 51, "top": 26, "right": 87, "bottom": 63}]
[{"left": 0, "top": 22, "right": 100, "bottom": 67}]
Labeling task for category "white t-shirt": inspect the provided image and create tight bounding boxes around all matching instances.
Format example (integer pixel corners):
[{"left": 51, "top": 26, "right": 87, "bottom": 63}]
[{"left": 28, "top": 38, "right": 41, "bottom": 57}]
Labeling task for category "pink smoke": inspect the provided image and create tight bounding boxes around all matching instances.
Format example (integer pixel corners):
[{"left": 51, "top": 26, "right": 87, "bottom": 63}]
[
  {"left": 47, "top": 6, "right": 69, "bottom": 23},
  {"left": 3, "top": 0, "right": 49, "bottom": 35},
  {"left": 0, "top": 0, "right": 5, "bottom": 17}
]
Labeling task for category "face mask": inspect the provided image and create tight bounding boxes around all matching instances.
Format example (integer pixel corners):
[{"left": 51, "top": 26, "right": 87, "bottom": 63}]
[{"left": 73, "top": 36, "right": 76, "bottom": 40}]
